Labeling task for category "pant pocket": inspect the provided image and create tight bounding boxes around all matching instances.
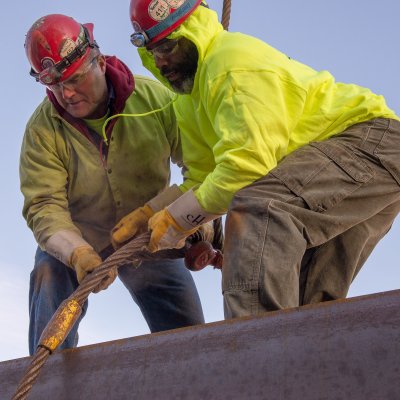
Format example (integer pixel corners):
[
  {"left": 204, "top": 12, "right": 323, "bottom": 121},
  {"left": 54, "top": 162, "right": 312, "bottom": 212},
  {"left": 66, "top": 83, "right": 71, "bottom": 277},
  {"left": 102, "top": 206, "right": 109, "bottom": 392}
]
[
  {"left": 222, "top": 195, "right": 269, "bottom": 293},
  {"left": 270, "top": 141, "right": 374, "bottom": 212},
  {"left": 372, "top": 119, "right": 400, "bottom": 186}
]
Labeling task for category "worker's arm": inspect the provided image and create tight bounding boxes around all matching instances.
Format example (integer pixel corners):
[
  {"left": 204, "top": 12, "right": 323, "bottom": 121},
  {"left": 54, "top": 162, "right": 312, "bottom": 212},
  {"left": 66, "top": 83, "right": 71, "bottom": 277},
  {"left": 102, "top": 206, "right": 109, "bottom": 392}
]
[
  {"left": 20, "top": 120, "right": 114, "bottom": 291},
  {"left": 177, "top": 67, "right": 305, "bottom": 215},
  {"left": 46, "top": 230, "right": 116, "bottom": 291},
  {"left": 20, "top": 121, "right": 82, "bottom": 248}
]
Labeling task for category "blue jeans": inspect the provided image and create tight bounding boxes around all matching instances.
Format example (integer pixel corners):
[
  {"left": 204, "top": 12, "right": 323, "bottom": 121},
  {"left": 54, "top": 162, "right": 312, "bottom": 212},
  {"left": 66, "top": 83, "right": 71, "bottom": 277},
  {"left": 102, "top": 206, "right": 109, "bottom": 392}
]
[{"left": 29, "top": 247, "right": 204, "bottom": 355}]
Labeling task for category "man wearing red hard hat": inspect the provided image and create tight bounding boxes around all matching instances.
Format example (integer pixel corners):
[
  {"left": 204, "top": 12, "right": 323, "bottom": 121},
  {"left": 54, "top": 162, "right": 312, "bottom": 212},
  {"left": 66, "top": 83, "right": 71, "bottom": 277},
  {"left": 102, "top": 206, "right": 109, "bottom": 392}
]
[
  {"left": 21, "top": 13, "right": 204, "bottom": 355},
  {"left": 112, "top": 0, "right": 400, "bottom": 320}
]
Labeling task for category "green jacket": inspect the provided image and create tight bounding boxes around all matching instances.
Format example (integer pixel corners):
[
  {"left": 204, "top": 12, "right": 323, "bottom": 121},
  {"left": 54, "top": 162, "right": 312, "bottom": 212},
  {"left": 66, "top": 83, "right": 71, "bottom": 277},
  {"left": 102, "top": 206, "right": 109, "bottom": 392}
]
[
  {"left": 139, "top": 6, "right": 399, "bottom": 214},
  {"left": 20, "top": 56, "right": 180, "bottom": 252}
]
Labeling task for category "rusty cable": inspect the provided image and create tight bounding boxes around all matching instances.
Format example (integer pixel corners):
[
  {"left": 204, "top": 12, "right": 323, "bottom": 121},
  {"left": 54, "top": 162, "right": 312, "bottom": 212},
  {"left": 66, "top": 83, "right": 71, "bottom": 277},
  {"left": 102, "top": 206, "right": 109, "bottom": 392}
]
[
  {"left": 12, "top": 232, "right": 186, "bottom": 400},
  {"left": 12, "top": 347, "right": 49, "bottom": 400}
]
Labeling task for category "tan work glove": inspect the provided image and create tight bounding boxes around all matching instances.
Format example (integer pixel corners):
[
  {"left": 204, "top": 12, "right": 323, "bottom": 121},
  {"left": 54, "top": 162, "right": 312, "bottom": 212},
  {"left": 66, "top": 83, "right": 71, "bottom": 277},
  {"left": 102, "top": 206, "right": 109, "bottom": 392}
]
[
  {"left": 111, "top": 184, "right": 183, "bottom": 249},
  {"left": 69, "top": 245, "right": 117, "bottom": 293},
  {"left": 111, "top": 204, "right": 154, "bottom": 249},
  {"left": 148, "top": 189, "right": 221, "bottom": 252}
]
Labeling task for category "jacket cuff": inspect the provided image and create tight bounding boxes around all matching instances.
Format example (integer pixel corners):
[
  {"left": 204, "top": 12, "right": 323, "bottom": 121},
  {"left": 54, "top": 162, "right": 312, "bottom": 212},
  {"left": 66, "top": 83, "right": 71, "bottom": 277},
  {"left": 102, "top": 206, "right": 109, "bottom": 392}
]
[
  {"left": 45, "top": 230, "right": 92, "bottom": 266},
  {"left": 167, "top": 189, "right": 222, "bottom": 231},
  {"left": 147, "top": 184, "right": 183, "bottom": 212}
]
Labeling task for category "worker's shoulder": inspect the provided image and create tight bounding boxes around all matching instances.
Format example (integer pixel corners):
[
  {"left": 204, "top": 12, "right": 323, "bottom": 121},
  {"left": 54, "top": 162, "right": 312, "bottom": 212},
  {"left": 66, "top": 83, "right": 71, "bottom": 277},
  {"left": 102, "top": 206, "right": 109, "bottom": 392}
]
[
  {"left": 26, "top": 97, "right": 53, "bottom": 129},
  {"left": 205, "top": 31, "right": 269, "bottom": 71},
  {"left": 132, "top": 74, "right": 175, "bottom": 106},
  {"left": 133, "top": 74, "right": 169, "bottom": 92},
  {"left": 211, "top": 31, "right": 264, "bottom": 56}
]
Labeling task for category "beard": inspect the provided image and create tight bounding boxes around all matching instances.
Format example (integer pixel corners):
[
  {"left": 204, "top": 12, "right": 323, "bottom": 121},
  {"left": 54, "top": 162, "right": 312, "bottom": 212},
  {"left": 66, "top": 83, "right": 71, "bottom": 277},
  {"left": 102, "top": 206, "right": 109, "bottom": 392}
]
[
  {"left": 172, "top": 74, "right": 195, "bottom": 95},
  {"left": 159, "top": 39, "right": 199, "bottom": 94}
]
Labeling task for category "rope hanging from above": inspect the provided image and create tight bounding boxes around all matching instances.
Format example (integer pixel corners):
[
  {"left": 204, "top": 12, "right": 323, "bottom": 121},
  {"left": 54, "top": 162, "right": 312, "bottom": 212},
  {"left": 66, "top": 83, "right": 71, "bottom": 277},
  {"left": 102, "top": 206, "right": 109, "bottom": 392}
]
[{"left": 221, "top": 0, "right": 232, "bottom": 30}]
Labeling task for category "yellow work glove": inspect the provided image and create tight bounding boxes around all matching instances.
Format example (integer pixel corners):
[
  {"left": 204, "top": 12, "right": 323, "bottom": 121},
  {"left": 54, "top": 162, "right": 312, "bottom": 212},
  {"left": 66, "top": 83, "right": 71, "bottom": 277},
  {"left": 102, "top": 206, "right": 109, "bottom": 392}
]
[
  {"left": 148, "top": 208, "right": 198, "bottom": 252},
  {"left": 69, "top": 245, "right": 117, "bottom": 293},
  {"left": 111, "top": 185, "right": 183, "bottom": 249},
  {"left": 148, "top": 189, "right": 222, "bottom": 253},
  {"left": 111, "top": 204, "right": 154, "bottom": 249}
]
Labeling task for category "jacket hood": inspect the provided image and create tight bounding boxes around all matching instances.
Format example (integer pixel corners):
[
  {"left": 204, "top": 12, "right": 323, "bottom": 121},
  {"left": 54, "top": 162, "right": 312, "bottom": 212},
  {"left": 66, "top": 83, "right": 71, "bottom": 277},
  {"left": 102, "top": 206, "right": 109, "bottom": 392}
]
[{"left": 138, "top": 5, "right": 223, "bottom": 93}]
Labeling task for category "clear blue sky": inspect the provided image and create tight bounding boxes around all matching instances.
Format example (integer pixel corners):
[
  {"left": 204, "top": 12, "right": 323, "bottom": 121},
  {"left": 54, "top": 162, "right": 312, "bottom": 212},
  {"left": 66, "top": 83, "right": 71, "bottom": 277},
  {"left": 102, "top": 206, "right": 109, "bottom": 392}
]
[{"left": 1, "top": 0, "right": 399, "bottom": 362}]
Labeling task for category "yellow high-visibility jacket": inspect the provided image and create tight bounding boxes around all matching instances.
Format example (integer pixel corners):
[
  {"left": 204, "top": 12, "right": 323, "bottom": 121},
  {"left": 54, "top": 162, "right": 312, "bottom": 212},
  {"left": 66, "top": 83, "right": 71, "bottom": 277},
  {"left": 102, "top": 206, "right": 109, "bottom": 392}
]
[
  {"left": 20, "top": 56, "right": 180, "bottom": 252},
  {"left": 139, "top": 6, "right": 399, "bottom": 214}
]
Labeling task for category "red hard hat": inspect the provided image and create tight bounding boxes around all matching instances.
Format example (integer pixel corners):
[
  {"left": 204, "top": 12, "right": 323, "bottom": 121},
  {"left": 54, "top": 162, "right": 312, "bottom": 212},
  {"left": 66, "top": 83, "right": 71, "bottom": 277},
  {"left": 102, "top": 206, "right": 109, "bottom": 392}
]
[
  {"left": 129, "top": 0, "right": 202, "bottom": 47},
  {"left": 25, "top": 14, "right": 97, "bottom": 85}
]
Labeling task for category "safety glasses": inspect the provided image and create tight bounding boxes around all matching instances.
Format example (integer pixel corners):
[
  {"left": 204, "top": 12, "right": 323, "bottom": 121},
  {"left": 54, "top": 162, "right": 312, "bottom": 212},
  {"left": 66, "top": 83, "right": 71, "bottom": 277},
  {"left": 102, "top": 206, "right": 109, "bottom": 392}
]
[
  {"left": 147, "top": 39, "right": 180, "bottom": 58},
  {"left": 30, "top": 27, "right": 97, "bottom": 86},
  {"left": 46, "top": 56, "right": 98, "bottom": 92}
]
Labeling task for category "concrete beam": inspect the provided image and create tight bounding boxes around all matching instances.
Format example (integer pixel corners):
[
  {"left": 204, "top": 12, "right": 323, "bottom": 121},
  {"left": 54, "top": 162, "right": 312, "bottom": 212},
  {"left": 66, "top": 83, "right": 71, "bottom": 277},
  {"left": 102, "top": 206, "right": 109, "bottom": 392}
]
[{"left": 2, "top": 290, "right": 400, "bottom": 400}]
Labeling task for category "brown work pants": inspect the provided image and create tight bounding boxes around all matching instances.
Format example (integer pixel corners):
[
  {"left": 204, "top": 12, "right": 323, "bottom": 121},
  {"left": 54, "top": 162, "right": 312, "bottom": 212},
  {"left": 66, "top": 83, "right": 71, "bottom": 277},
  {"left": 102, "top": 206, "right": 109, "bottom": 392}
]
[{"left": 223, "top": 118, "right": 400, "bottom": 318}]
